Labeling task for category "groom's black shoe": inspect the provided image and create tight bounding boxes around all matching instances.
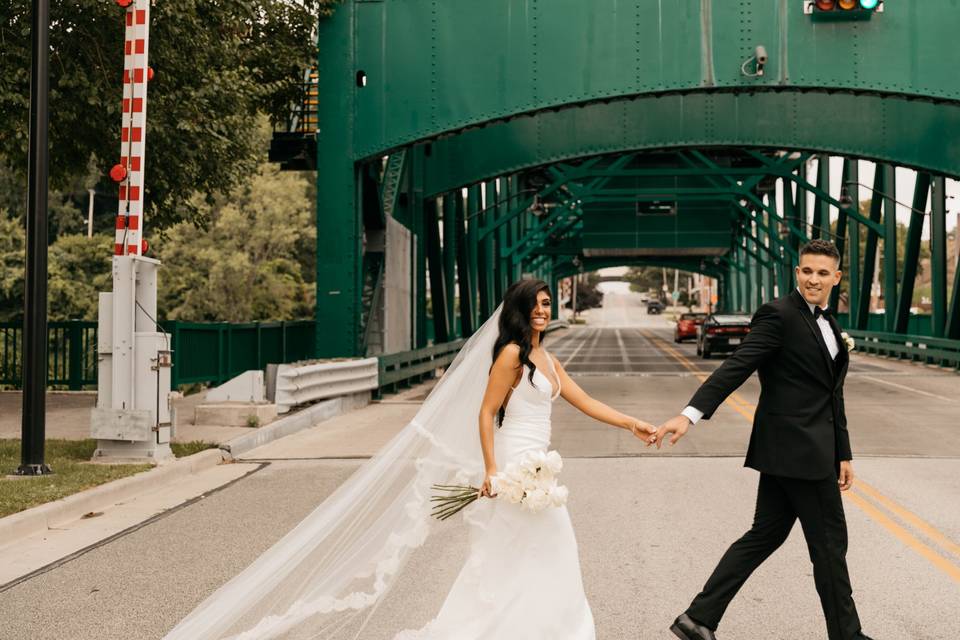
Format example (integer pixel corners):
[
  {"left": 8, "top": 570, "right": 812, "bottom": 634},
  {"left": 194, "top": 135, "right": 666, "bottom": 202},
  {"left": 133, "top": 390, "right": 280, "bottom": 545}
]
[{"left": 670, "top": 614, "right": 717, "bottom": 640}]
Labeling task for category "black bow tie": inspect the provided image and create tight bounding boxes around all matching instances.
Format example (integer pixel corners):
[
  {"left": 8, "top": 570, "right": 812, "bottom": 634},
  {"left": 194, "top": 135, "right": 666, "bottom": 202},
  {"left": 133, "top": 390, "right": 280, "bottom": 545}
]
[{"left": 813, "top": 306, "right": 832, "bottom": 319}]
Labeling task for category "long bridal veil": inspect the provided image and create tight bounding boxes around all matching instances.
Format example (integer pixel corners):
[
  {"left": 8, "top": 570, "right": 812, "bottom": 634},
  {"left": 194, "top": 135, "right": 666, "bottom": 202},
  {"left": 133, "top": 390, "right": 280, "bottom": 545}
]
[{"left": 163, "top": 306, "right": 504, "bottom": 640}]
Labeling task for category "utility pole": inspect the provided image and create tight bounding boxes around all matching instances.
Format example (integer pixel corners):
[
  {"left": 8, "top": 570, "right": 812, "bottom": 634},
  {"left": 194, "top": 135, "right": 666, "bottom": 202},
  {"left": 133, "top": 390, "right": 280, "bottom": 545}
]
[
  {"left": 18, "top": 0, "right": 52, "bottom": 476},
  {"left": 87, "top": 189, "right": 95, "bottom": 238}
]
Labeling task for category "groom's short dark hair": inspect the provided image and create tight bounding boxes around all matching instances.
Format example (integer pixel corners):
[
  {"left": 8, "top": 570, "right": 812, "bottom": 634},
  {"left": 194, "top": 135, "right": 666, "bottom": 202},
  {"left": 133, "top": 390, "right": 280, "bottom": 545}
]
[{"left": 800, "top": 239, "right": 840, "bottom": 264}]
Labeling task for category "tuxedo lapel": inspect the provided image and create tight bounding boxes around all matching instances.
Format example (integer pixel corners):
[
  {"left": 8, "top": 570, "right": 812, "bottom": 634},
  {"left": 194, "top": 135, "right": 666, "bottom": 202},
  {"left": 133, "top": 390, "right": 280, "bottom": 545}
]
[{"left": 791, "top": 290, "right": 836, "bottom": 382}]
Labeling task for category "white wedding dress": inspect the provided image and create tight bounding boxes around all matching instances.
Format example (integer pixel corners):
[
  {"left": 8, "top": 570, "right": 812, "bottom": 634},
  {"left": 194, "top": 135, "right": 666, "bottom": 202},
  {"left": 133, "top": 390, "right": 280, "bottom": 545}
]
[
  {"left": 162, "top": 308, "right": 593, "bottom": 640},
  {"left": 398, "top": 355, "right": 596, "bottom": 640}
]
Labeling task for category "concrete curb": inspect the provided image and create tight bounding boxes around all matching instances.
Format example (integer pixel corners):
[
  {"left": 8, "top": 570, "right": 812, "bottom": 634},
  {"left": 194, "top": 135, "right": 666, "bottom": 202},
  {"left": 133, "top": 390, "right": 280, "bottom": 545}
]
[
  {"left": 0, "top": 391, "right": 370, "bottom": 547},
  {"left": 221, "top": 391, "right": 370, "bottom": 458},
  {"left": 0, "top": 448, "right": 224, "bottom": 545}
]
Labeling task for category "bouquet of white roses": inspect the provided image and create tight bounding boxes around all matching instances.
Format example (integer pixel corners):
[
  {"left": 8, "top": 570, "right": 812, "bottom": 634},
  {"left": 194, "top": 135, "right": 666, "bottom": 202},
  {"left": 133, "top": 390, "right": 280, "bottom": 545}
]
[{"left": 430, "top": 449, "right": 569, "bottom": 521}]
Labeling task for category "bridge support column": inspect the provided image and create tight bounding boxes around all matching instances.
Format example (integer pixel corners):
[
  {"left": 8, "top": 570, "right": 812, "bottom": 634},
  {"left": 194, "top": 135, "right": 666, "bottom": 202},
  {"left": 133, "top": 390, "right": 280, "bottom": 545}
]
[
  {"left": 895, "top": 173, "right": 931, "bottom": 333},
  {"left": 316, "top": 0, "right": 361, "bottom": 357},
  {"left": 931, "top": 177, "right": 948, "bottom": 338},
  {"left": 455, "top": 191, "right": 476, "bottom": 336},
  {"left": 442, "top": 193, "right": 457, "bottom": 337},
  {"left": 882, "top": 165, "right": 898, "bottom": 332},
  {"left": 425, "top": 197, "right": 450, "bottom": 343},
  {"left": 855, "top": 164, "right": 885, "bottom": 330}
]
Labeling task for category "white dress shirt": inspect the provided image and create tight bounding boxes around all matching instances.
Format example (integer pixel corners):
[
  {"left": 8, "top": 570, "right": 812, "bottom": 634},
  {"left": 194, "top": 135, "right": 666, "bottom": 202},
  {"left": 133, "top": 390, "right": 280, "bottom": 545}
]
[{"left": 681, "top": 290, "right": 838, "bottom": 425}]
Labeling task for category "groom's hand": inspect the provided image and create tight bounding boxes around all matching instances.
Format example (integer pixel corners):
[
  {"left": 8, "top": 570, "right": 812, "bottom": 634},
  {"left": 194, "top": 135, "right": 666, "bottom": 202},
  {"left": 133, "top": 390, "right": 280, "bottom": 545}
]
[
  {"left": 651, "top": 415, "right": 691, "bottom": 449},
  {"left": 838, "top": 460, "right": 854, "bottom": 491}
]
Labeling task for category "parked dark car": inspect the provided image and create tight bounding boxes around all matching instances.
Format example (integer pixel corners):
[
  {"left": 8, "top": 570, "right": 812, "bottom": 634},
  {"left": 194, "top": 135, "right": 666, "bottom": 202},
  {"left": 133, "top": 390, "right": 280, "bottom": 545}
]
[
  {"left": 697, "top": 313, "right": 752, "bottom": 358},
  {"left": 646, "top": 299, "right": 665, "bottom": 314},
  {"left": 674, "top": 312, "right": 708, "bottom": 343}
]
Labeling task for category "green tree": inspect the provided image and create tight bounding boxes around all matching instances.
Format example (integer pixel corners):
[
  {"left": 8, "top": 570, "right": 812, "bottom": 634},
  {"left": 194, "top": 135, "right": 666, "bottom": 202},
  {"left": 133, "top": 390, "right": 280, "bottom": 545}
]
[
  {"left": 154, "top": 161, "right": 316, "bottom": 321},
  {"left": 0, "top": 213, "right": 25, "bottom": 321},
  {"left": 1, "top": 0, "right": 334, "bottom": 230}
]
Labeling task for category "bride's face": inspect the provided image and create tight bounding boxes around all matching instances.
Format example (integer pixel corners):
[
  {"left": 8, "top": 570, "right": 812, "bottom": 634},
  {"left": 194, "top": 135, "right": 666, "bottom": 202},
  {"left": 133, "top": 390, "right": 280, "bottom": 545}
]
[{"left": 529, "top": 290, "right": 551, "bottom": 333}]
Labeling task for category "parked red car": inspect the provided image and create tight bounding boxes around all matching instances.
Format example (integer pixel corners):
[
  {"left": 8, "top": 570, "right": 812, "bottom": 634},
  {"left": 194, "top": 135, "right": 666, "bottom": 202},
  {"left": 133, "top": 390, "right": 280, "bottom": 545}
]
[{"left": 674, "top": 312, "right": 708, "bottom": 343}]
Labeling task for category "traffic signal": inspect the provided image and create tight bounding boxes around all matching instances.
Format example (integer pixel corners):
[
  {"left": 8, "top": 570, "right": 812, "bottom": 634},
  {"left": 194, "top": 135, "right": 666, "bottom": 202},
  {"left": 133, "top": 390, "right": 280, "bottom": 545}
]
[{"left": 807, "top": 0, "right": 883, "bottom": 20}]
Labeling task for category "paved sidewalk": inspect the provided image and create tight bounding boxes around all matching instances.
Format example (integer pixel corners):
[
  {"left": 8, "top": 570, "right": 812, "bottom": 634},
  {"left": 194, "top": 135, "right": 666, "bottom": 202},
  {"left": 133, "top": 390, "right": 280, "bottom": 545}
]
[{"left": 1, "top": 391, "right": 254, "bottom": 445}]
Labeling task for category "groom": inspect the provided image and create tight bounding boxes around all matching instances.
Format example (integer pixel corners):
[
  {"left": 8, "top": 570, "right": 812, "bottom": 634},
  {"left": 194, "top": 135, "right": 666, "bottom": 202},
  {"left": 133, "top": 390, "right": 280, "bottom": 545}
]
[{"left": 653, "top": 240, "right": 872, "bottom": 640}]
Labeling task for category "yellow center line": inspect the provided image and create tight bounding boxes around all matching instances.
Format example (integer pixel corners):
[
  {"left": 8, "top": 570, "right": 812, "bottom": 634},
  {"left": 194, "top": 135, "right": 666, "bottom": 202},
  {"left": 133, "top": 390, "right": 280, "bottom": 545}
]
[
  {"left": 643, "top": 332, "right": 756, "bottom": 422},
  {"left": 845, "top": 491, "right": 960, "bottom": 583},
  {"left": 643, "top": 329, "right": 960, "bottom": 583},
  {"left": 853, "top": 479, "right": 960, "bottom": 562}
]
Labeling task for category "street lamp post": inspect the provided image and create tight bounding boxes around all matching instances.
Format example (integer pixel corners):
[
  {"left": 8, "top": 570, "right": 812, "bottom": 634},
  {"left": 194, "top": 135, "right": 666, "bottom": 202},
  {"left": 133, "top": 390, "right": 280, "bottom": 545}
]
[{"left": 18, "top": 0, "right": 52, "bottom": 475}]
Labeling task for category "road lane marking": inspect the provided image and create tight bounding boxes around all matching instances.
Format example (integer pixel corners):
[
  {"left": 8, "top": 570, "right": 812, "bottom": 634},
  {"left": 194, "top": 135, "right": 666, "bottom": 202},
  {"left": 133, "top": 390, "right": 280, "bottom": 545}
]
[
  {"left": 853, "top": 480, "right": 960, "bottom": 561},
  {"left": 639, "top": 329, "right": 960, "bottom": 582},
  {"left": 562, "top": 328, "right": 598, "bottom": 367},
  {"left": 642, "top": 331, "right": 756, "bottom": 422},
  {"left": 845, "top": 491, "right": 960, "bottom": 583},
  {"left": 860, "top": 376, "right": 959, "bottom": 404}
]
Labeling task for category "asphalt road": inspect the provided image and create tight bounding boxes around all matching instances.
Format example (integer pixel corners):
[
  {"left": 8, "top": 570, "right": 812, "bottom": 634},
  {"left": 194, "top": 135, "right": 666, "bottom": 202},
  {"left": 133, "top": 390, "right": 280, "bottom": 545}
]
[{"left": 1, "top": 292, "right": 958, "bottom": 640}]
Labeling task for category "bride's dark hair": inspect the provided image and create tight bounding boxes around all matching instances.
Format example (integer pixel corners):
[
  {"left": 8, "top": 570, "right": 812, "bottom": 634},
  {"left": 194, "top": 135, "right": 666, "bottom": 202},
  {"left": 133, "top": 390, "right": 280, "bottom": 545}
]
[{"left": 492, "top": 278, "right": 552, "bottom": 424}]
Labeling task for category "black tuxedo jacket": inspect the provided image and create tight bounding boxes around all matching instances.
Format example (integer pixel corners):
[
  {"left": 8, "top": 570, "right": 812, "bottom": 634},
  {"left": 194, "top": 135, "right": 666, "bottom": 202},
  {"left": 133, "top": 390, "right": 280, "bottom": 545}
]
[{"left": 688, "top": 289, "right": 852, "bottom": 480}]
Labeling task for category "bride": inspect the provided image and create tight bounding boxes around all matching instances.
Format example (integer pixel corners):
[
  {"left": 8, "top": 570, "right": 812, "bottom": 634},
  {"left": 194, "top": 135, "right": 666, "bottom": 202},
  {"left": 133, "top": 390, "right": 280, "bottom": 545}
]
[{"left": 163, "top": 278, "right": 655, "bottom": 640}]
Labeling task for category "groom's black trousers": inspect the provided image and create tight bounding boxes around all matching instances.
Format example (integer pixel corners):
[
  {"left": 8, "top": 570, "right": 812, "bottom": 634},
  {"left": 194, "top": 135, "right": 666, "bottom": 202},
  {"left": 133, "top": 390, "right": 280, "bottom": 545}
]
[{"left": 685, "top": 473, "right": 862, "bottom": 640}]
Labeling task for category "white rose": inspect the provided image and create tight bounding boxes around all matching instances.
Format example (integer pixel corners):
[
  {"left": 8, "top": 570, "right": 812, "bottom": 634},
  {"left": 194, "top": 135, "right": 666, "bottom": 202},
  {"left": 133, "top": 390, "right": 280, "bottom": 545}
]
[
  {"left": 533, "top": 474, "right": 557, "bottom": 493},
  {"left": 521, "top": 450, "right": 548, "bottom": 473},
  {"left": 500, "top": 481, "right": 526, "bottom": 504},
  {"left": 544, "top": 450, "right": 563, "bottom": 474},
  {"left": 549, "top": 484, "right": 569, "bottom": 507},
  {"left": 521, "top": 488, "right": 552, "bottom": 512}
]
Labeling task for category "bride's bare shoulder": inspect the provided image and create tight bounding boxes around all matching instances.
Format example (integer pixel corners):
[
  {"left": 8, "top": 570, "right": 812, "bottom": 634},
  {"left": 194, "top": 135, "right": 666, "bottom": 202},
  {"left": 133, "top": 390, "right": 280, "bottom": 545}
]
[{"left": 493, "top": 343, "right": 522, "bottom": 366}]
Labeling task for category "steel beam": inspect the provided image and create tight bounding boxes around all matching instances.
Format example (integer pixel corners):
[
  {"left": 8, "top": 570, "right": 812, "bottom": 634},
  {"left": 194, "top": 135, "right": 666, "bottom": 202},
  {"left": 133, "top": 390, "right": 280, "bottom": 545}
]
[
  {"left": 455, "top": 191, "right": 475, "bottom": 336},
  {"left": 847, "top": 161, "right": 861, "bottom": 322},
  {"left": 882, "top": 165, "right": 897, "bottom": 332},
  {"left": 425, "top": 198, "right": 450, "bottom": 342},
  {"left": 931, "top": 177, "right": 947, "bottom": 337},
  {"left": 316, "top": 0, "right": 361, "bottom": 357},
  {"left": 442, "top": 193, "right": 457, "bottom": 334},
  {"left": 894, "top": 172, "right": 931, "bottom": 333},
  {"left": 815, "top": 155, "right": 831, "bottom": 240},
  {"left": 855, "top": 164, "right": 885, "bottom": 329}
]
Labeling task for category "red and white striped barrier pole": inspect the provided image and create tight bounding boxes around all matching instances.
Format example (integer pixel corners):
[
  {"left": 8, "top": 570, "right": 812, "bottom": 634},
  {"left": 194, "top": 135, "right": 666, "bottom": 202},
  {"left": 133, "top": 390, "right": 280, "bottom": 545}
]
[
  {"left": 110, "top": 0, "right": 152, "bottom": 257},
  {"left": 91, "top": 0, "right": 172, "bottom": 463}
]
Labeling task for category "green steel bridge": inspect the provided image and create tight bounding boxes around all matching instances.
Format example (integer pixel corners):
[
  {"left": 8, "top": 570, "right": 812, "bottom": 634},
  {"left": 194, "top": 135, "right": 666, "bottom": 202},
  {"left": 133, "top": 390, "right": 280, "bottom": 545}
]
[{"left": 270, "top": 0, "right": 960, "bottom": 362}]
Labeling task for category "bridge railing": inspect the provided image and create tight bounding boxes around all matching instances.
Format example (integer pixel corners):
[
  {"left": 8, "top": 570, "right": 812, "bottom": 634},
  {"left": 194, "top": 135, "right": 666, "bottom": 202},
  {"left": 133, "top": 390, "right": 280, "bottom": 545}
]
[
  {"left": 0, "top": 320, "right": 317, "bottom": 390},
  {"left": 376, "top": 340, "right": 466, "bottom": 397},
  {"left": 375, "top": 320, "right": 571, "bottom": 397},
  {"left": 845, "top": 329, "right": 960, "bottom": 370},
  {"left": 0, "top": 321, "right": 98, "bottom": 390}
]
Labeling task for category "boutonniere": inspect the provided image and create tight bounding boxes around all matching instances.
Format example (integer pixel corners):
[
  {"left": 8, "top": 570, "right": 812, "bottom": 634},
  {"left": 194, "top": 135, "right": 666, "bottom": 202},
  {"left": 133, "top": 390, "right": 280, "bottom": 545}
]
[{"left": 840, "top": 332, "right": 855, "bottom": 352}]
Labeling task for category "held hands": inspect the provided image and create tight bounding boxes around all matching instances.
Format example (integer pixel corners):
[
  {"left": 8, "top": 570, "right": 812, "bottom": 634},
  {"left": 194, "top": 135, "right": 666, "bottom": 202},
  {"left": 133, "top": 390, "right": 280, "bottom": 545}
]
[
  {"left": 650, "top": 415, "right": 691, "bottom": 449},
  {"left": 838, "top": 460, "right": 854, "bottom": 491},
  {"left": 627, "top": 418, "right": 657, "bottom": 441}
]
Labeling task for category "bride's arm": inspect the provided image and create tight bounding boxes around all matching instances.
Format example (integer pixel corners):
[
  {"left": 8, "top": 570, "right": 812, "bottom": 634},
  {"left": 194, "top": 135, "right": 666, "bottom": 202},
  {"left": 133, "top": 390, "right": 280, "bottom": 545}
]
[
  {"left": 477, "top": 344, "right": 521, "bottom": 496},
  {"left": 551, "top": 354, "right": 655, "bottom": 438}
]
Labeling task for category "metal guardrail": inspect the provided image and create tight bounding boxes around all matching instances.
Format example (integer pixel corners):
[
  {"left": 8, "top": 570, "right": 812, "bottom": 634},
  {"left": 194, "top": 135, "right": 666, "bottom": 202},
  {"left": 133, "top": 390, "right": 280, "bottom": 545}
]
[
  {"left": 275, "top": 357, "right": 379, "bottom": 414},
  {"left": 846, "top": 329, "right": 960, "bottom": 369}
]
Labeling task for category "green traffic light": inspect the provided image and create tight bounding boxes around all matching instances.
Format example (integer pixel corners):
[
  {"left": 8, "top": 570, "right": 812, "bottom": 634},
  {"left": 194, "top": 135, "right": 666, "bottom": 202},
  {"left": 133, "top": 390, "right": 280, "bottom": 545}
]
[{"left": 860, "top": 0, "right": 879, "bottom": 8}]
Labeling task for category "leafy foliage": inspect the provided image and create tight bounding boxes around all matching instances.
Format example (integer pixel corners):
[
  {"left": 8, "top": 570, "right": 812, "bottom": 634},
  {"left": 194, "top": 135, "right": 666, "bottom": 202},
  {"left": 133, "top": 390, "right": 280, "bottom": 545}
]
[
  {"left": 0, "top": 0, "right": 334, "bottom": 229},
  {"left": 154, "top": 159, "right": 316, "bottom": 322}
]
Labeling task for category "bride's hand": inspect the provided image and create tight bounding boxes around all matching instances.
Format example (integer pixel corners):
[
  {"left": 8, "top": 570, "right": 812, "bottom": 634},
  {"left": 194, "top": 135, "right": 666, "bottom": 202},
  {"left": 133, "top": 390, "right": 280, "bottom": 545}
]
[
  {"left": 479, "top": 469, "right": 498, "bottom": 498},
  {"left": 628, "top": 418, "right": 657, "bottom": 442}
]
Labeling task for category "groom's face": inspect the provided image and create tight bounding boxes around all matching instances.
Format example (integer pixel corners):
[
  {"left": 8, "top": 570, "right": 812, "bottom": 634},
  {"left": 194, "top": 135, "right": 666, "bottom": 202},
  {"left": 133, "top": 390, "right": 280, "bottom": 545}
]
[{"left": 796, "top": 254, "right": 842, "bottom": 308}]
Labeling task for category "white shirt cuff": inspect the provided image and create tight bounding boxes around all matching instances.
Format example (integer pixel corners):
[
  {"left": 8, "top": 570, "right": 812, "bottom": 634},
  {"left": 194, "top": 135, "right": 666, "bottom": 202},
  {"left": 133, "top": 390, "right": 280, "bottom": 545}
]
[{"left": 681, "top": 406, "right": 704, "bottom": 425}]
